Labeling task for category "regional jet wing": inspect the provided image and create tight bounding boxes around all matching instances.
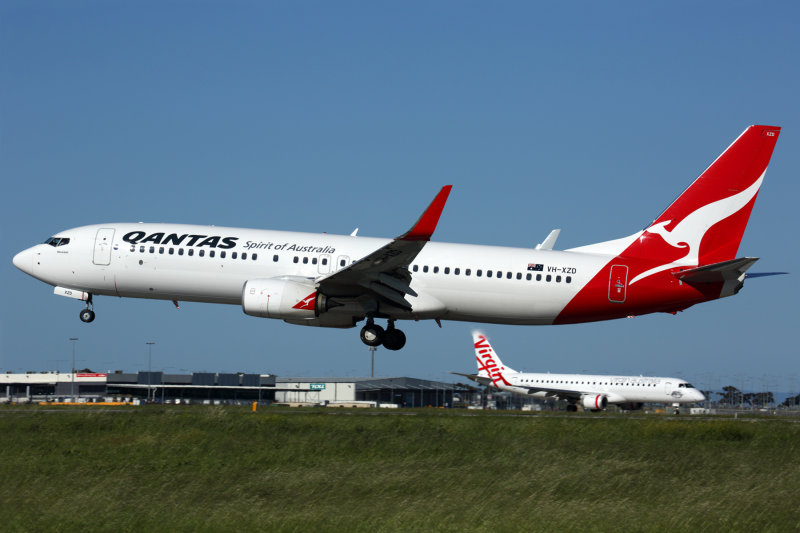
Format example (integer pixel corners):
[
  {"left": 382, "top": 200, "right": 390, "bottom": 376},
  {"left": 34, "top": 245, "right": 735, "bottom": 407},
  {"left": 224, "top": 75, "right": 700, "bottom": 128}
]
[{"left": 316, "top": 185, "right": 452, "bottom": 310}]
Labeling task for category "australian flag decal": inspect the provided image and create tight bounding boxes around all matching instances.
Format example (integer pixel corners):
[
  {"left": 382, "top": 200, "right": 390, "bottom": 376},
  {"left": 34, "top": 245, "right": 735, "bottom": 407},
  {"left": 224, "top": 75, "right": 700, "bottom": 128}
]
[{"left": 527, "top": 263, "right": 544, "bottom": 272}]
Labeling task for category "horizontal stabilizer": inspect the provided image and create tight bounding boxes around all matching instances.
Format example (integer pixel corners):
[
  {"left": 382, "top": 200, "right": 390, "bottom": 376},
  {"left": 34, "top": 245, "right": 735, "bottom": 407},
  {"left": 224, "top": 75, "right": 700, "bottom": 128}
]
[
  {"left": 746, "top": 272, "right": 789, "bottom": 279},
  {"left": 450, "top": 372, "right": 492, "bottom": 386},
  {"left": 673, "top": 257, "right": 758, "bottom": 284}
]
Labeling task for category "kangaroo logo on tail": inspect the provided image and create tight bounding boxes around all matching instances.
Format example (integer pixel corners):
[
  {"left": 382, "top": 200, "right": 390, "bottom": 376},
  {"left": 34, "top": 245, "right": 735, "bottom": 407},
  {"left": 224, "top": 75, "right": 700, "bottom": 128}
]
[{"left": 473, "top": 331, "right": 514, "bottom": 387}]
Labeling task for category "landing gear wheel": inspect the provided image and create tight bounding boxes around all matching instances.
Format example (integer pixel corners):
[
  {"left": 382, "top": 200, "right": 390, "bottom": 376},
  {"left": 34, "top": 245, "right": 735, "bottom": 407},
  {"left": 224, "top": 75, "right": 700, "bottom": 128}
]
[
  {"left": 79, "top": 309, "right": 95, "bottom": 323},
  {"left": 566, "top": 404, "right": 578, "bottom": 412},
  {"left": 360, "top": 324, "right": 384, "bottom": 347},
  {"left": 383, "top": 328, "right": 406, "bottom": 351}
]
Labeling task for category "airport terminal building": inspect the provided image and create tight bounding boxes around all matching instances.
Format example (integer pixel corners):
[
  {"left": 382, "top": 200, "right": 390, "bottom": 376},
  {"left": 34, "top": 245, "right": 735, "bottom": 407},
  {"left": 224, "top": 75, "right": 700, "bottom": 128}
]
[{"left": 0, "top": 372, "right": 471, "bottom": 407}]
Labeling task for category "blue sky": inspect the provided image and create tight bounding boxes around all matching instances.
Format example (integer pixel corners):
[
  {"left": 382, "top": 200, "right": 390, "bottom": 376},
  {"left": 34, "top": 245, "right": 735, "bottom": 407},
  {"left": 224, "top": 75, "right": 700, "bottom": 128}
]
[{"left": 2, "top": 2, "right": 798, "bottom": 396}]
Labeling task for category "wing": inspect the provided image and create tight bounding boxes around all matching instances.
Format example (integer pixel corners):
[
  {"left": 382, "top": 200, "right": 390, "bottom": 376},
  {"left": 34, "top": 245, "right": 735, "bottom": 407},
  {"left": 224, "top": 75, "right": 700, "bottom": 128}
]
[
  {"left": 512, "top": 384, "right": 586, "bottom": 400},
  {"left": 316, "top": 185, "right": 452, "bottom": 312}
]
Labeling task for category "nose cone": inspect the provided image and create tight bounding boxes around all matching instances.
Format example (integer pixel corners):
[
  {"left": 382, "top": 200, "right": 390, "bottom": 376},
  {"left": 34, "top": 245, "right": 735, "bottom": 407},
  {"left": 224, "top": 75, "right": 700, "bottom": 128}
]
[
  {"left": 695, "top": 390, "right": 707, "bottom": 402},
  {"left": 13, "top": 248, "right": 34, "bottom": 275}
]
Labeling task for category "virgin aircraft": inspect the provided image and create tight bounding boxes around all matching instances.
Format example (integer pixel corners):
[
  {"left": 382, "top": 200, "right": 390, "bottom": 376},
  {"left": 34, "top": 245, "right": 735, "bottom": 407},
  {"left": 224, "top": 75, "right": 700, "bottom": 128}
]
[
  {"left": 455, "top": 331, "right": 706, "bottom": 412},
  {"left": 13, "top": 125, "right": 780, "bottom": 350}
]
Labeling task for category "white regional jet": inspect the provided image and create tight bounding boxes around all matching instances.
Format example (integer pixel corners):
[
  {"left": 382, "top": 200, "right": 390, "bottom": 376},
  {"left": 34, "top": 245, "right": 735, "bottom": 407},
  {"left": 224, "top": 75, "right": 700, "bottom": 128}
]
[
  {"left": 456, "top": 332, "right": 706, "bottom": 412},
  {"left": 12, "top": 125, "right": 780, "bottom": 351}
]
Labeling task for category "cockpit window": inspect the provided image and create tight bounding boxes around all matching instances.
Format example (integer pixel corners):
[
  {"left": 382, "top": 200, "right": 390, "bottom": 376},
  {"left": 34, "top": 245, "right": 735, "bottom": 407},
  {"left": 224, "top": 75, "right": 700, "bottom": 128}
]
[
  {"left": 44, "top": 237, "right": 70, "bottom": 247},
  {"left": 678, "top": 383, "right": 695, "bottom": 388}
]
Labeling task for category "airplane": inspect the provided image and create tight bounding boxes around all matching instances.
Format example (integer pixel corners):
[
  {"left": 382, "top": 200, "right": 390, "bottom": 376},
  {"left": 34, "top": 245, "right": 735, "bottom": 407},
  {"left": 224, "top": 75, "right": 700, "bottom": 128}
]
[
  {"left": 454, "top": 331, "right": 706, "bottom": 412},
  {"left": 13, "top": 125, "right": 780, "bottom": 351}
]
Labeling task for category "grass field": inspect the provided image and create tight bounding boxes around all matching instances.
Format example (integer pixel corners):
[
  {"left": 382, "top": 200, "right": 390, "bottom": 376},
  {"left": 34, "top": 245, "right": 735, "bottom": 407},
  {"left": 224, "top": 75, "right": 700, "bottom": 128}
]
[{"left": 1, "top": 406, "right": 798, "bottom": 532}]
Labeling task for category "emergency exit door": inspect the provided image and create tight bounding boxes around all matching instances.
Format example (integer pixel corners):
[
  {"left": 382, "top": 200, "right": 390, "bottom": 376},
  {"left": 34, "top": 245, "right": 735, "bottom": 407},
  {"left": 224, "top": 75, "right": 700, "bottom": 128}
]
[{"left": 608, "top": 265, "right": 628, "bottom": 303}]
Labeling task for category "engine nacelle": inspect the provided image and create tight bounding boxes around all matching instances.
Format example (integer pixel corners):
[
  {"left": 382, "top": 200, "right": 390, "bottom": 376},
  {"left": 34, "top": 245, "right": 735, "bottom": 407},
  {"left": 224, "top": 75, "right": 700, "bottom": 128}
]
[
  {"left": 581, "top": 394, "right": 608, "bottom": 411},
  {"left": 242, "top": 279, "right": 323, "bottom": 319}
]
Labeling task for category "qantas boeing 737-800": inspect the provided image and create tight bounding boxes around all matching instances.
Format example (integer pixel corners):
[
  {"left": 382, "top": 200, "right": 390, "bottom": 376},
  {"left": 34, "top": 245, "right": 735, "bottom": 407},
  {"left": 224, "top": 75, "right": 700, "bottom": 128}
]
[
  {"left": 455, "top": 331, "right": 706, "bottom": 412},
  {"left": 13, "top": 125, "right": 780, "bottom": 350}
]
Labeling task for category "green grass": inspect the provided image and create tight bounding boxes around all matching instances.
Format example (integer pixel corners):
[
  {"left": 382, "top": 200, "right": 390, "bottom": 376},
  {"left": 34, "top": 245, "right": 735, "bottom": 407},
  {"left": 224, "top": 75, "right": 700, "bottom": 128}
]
[{"left": 0, "top": 406, "right": 798, "bottom": 532}]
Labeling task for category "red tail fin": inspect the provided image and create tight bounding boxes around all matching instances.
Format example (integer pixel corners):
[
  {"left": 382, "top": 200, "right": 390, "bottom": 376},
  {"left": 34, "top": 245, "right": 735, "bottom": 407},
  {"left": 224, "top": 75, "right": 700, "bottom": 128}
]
[{"left": 623, "top": 125, "right": 780, "bottom": 269}]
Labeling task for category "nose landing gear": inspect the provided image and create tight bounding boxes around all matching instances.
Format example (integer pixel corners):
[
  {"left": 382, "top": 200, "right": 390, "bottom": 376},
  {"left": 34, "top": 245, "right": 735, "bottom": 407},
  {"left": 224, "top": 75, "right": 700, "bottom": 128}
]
[
  {"left": 359, "top": 318, "right": 407, "bottom": 350},
  {"left": 79, "top": 295, "right": 95, "bottom": 323}
]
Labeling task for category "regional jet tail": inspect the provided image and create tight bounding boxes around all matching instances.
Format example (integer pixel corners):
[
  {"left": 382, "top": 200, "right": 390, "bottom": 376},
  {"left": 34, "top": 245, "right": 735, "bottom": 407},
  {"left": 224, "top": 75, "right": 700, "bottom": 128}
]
[
  {"left": 454, "top": 332, "right": 705, "bottom": 412},
  {"left": 13, "top": 125, "right": 780, "bottom": 350}
]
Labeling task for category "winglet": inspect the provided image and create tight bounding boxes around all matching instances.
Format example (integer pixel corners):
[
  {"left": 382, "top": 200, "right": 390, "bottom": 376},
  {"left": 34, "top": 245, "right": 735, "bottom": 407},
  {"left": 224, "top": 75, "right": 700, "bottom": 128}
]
[
  {"left": 398, "top": 185, "right": 452, "bottom": 241},
  {"left": 536, "top": 229, "right": 561, "bottom": 250}
]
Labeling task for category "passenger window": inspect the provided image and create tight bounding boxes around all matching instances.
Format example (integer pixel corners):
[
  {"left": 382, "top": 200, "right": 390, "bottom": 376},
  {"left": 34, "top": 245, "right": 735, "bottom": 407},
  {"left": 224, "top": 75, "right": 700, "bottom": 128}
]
[
  {"left": 487, "top": 270, "right": 492, "bottom": 277},
  {"left": 433, "top": 266, "right": 439, "bottom": 274},
  {"left": 516, "top": 273, "right": 521, "bottom": 280},
  {"left": 252, "top": 254, "right": 257, "bottom": 260},
  {"left": 188, "top": 249, "right": 194, "bottom": 256},
  {"left": 526, "top": 273, "right": 531, "bottom": 281},
  {"left": 340, "top": 259, "right": 346, "bottom": 267},
  {"left": 199, "top": 250, "right": 205, "bottom": 257},
  {"left": 303, "top": 257, "right": 308, "bottom": 264},
  {"left": 566, "top": 276, "right": 572, "bottom": 283},
  {"left": 140, "top": 246, "right": 145, "bottom": 253},
  {"left": 273, "top": 255, "right": 279, "bottom": 262},
  {"left": 423, "top": 266, "right": 429, "bottom": 273},
  {"left": 506, "top": 272, "right": 512, "bottom": 279},
  {"left": 130, "top": 245, "right": 135, "bottom": 252},
  {"left": 294, "top": 257, "right": 299, "bottom": 264},
  {"left": 178, "top": 249, "right": 184, "bottom": 256},
  {"left": 546, "top": 275, "right": 551, "bottom": 282},
  {"left": 477, "top": 270, "right": 482, "bottom": 277},
  {"left": 209, "top": 250, "right": 215, "bottom": 258},
  {"left": 220, "top": 251, "right": 226, "bottom": 258},
  {"left": 149, "top": 246, "right": 155, "bottom": 253},
  {"left": 412, "top": 265, "right": 419, "bottom": 272},
  {"left": 444, "top": 267, "right": 450, "bottom": 274},
  {"left": 556, "top": 275, "right": 561, "bottom": 282},
  {"left": 454, "top": 268, "right": 460, "bottom": 275},
  {"left": 232, "top": 252, "right": 238, "bottom": 259},
  {"left": 169, "top": 248, "right": 174, "bottom": 255},
  {"left": 536, "top": 274, "right": 542, "bottom": 281},
  {"left": 496, "top": 271, "right": 502, "bottom": 278},
  {"left": 312, "top": 258, "right": 317, "bottom": 264},
  {"left": 466, "top": 269, "right": 471, "bottom": 276},
  {"left": 242, "top": 253, "right": 247, "bottom": 260}
]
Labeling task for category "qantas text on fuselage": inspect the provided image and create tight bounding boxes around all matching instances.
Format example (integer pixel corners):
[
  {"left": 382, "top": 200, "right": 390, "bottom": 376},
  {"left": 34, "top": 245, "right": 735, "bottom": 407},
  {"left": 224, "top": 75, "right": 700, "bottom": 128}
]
[{"left": 12, "top": 125, "right": 781, "bottom": 351}]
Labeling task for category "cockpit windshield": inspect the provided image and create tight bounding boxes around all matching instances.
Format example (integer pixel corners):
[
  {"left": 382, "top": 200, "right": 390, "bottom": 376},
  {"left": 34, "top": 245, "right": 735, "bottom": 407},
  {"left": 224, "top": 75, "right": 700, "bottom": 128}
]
[
  {"left": 43, "top": 237, "right": 70, "bottom": 247},
  {"left": 678, "top": 383, "right": 695, "bottom": 389}
]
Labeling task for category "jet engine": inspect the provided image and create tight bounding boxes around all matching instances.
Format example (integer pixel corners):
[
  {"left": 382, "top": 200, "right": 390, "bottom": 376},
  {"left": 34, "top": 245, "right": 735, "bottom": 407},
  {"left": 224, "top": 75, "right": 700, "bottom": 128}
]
[
  {"left": 242, "top": 279, "right": 326, "bottom": 319},
  {"left": 581, "top": 394, "right": 608, "bottom": 411}
]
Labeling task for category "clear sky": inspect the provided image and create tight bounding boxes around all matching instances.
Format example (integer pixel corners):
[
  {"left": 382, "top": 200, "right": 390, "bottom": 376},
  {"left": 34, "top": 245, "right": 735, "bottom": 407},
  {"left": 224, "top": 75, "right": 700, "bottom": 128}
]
[{"left": 1, "top": 2, "right": 798, "bottom": 396}]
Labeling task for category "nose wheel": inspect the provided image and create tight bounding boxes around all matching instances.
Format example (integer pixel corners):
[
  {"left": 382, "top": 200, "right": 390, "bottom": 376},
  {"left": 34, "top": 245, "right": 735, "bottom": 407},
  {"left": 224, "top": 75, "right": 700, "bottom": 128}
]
[
  {"left": 79, "top": 295, "right": 95, "bottom": 323},
  {"left": 359, "top": 319, "right": 406, "bottom": 350}
]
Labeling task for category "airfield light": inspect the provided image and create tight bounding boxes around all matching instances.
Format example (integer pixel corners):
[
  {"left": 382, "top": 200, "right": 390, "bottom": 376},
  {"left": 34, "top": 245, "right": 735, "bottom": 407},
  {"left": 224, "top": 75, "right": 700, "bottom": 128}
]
[
  {"left": 68, "top": 338, "right": 78, "bottom": 401},
  {"left": 146, "top": 342, "right": 155, "bottom": 402}
]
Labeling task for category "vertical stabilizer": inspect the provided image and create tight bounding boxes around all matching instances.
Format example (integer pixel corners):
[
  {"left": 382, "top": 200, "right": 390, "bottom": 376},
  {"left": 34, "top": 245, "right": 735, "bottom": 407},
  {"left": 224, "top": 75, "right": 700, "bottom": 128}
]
[
  {"left": 622, "top": 125, "right": 780, "bottom": 282},
  {"left": 472, "top": 331, "right": 515, "bottom": 387}
]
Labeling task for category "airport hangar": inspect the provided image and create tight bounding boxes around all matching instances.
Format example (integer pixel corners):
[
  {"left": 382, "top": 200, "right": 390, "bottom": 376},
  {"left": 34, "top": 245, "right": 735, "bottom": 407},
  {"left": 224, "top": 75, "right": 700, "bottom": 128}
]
[{"left": 0, "top": 371, "right": 473, "bottom": 407}]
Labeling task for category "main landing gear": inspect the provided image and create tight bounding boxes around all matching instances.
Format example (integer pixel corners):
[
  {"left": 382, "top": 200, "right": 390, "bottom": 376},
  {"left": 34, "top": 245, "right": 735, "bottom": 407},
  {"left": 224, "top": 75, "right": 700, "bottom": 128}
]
[
  {"left": 360, "top": 318, "right": 406, "bottom": 351},
  {"left": 79, "top": 295, "right": 95, "bottom": 323}
]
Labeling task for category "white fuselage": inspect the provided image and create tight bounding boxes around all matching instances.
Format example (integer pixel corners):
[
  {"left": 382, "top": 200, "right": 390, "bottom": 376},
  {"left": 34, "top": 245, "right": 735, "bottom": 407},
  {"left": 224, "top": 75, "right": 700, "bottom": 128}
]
[
  {"left": 499, "top": 371, "right": 705, "bottom": 405},
  {"left": 15, "top": 223, "right": 615, "bottom": 325}
]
